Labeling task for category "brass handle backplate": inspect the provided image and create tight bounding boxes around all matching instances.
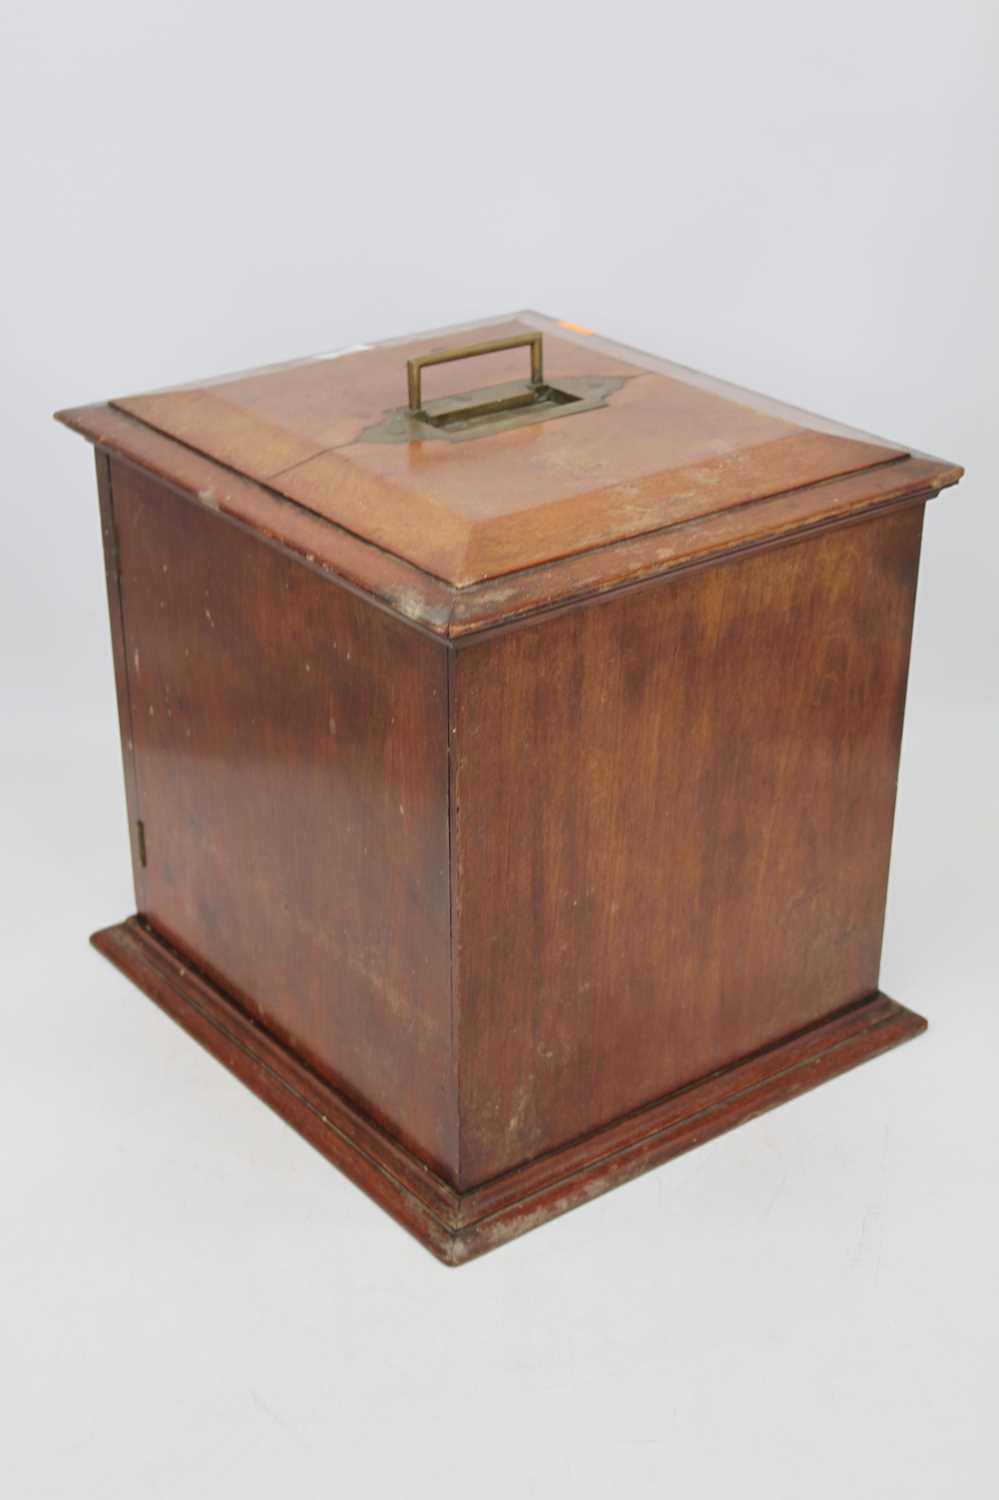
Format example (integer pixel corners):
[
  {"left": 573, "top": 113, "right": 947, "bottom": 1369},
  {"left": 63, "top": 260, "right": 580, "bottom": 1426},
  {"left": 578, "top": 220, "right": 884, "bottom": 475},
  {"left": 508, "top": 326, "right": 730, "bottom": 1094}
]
[
  {"left": 357, "top": 331, "right": 622, "bottom": 444},
  {"left": 407, "top": 333, "right": 544, "bottom": 414}
]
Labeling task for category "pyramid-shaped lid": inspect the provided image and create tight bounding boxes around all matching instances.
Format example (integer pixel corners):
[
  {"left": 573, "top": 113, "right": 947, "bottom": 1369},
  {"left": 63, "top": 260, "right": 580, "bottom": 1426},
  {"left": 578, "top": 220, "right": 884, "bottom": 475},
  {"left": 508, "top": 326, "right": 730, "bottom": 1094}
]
[{"left": 57, "top": 312, "right": 962, "bottom": 634}]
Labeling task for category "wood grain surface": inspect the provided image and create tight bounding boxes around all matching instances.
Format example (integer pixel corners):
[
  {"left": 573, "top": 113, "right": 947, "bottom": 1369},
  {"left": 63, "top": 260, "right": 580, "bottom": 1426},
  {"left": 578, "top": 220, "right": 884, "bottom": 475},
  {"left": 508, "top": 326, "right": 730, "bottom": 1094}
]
[
  {"left": 57, "top": 307, "right": 961, "bottom": 630},
  {"left": 56, "top": 401, "right": 959, "bottom": 638},
  {"left": 107, "top": 458, "right": 456, "bottom": 1179},
  {"left": 92, "top": 918, "right": 927, "bottom": 1265},
  {"left": 451, "top": 506, "right": 925, "bottom": 1183},
  {"left": 108, "top": 314, "right": 912, "bottom": 584},
  {"left": 60, "top": 316, "right": 961, "bottom": 1258}
]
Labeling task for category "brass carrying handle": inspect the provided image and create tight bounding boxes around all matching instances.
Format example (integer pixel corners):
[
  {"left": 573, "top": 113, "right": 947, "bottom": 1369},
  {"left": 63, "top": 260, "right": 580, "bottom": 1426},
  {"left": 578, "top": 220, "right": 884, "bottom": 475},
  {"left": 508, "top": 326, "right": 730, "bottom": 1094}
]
[{"left": 407, "top": 333, "right": 544, "bottom": 414}]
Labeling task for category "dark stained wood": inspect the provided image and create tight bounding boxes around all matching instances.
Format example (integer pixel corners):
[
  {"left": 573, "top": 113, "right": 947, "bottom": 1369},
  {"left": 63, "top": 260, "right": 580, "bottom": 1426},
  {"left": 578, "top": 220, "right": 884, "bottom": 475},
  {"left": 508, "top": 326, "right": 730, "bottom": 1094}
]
[
  {"left": 57, "top": 405, "right": 455, "bottom": 635},
  {"left": 111, "top": 317, "right": 637, "bottom": 478},
  {"left": 451, "top": 506, "right": 925, "bottom": 1184},
  {"left": 446, "top": 467, "right": 947, "bottom": 639},
  {"left": 268, "top": 379, "right": 900, "bottom": 585},
  {"left": 95, "top": 450, "right": 147, "bottom": 906},
  {"left": 108, "top": 458, "right": 457, "bottom": 1181},
  {"left": 92, "top": 917, "right": 925, "bottom": 1266},
  {"left": 69, "top": 310, "right": 947, "bottom": 586},
  {"left": 59, "top": 312, "right": 963, "bottom": 1261},
  {"left": 91, "top": 918, "right": 461, "bottom": 1262},
  {"left": 55, "top": 401, "right": 960, "bottom": 640}
]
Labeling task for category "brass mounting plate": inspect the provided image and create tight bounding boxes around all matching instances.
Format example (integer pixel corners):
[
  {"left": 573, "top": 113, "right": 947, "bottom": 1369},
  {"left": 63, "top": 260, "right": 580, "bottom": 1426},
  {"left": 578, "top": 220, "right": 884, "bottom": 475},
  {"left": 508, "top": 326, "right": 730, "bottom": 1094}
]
[{"left": 356, "top": 374, "right": 626, "bottom": 445}]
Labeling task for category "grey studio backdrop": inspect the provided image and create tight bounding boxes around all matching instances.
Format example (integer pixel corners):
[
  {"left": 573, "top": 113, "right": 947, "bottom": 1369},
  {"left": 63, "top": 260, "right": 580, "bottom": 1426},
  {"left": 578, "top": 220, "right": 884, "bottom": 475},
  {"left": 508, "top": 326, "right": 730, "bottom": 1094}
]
[{"left": 2, "top": 3, "right": 997, "bottom": 1499}]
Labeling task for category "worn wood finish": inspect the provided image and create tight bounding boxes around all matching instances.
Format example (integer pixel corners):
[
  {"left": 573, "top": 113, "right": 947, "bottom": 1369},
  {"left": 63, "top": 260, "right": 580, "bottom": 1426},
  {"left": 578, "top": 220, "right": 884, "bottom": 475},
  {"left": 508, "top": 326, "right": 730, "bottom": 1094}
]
[
  {"left": 107, "top": 458, "right": 456, "bottom": 1179},
  {"left": 92, "top": 917, "right": 926, "bottom": 1266},
  {"left": 94, "top": 450, "right": 147, "bottom": 904},
  {"left": 62, "top": 310, "right": 954, "bottom": 588},
  {"left": 108, "top": 313, "right": 907, "bottom": 584},
  {"left": 59, "top": 405, "right": 455, "bottom": 633},
  {"left": 59, "top": 311, "right": 963, "bottom": 1261},
  {"left": 263, "top": 377, "right": 900, "bottom": 584},
  {"left": 56, "top": 400, "right": 959, "bottom": 640},
  {"left": 452, "top": 507, "right": 924, "bottom": 1183}
]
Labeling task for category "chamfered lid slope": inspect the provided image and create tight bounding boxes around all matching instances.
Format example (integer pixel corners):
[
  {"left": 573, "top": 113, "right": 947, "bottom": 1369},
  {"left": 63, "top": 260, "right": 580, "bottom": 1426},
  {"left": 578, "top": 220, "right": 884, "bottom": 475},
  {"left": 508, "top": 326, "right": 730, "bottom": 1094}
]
[{"left": 59, "top": 312, "right": 963, "bottom": 600}]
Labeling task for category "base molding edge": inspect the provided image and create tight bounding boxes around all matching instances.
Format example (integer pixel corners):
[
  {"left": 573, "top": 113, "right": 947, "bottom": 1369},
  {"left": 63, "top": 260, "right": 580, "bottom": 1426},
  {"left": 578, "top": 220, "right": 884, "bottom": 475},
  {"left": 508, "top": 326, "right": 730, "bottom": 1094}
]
[{"left": 91, "top": 917, "right": 926, "bottom": 1265}]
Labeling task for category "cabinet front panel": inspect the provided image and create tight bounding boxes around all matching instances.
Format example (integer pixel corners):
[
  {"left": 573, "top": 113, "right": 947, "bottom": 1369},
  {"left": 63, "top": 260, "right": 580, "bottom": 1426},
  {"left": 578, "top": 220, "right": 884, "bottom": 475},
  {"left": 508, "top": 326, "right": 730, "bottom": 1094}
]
[{"left": 107, "top": 461, "right": 456, "bottom": 1180}]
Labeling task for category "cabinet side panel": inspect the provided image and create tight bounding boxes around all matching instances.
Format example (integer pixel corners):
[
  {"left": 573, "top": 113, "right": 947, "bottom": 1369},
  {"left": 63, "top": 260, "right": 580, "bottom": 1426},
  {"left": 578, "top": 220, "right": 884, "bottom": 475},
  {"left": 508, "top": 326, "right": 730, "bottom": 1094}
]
[
  {"left": 95, "top": 450, "right": 147, "bottom": 907},
  {"left": 454, "top": 506, "right": 924, "bottom": 1186},
  {"left": 110, "top": 460, "right": 456, "bottom": 1180}
]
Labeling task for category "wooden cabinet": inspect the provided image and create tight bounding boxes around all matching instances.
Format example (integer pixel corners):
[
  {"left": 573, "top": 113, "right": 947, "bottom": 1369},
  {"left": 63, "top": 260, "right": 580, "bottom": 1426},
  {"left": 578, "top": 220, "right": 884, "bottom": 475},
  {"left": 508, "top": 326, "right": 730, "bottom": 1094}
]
[{"left": 57, "top": 313, "right": 962, "bottom": 1262}]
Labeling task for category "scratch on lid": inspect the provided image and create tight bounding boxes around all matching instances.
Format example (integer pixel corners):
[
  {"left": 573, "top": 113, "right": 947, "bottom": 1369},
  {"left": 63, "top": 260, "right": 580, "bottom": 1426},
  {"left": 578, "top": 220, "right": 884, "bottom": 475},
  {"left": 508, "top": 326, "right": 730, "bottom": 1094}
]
[{"left": 306, "top": 344, "right": 373, "bottom": 362}]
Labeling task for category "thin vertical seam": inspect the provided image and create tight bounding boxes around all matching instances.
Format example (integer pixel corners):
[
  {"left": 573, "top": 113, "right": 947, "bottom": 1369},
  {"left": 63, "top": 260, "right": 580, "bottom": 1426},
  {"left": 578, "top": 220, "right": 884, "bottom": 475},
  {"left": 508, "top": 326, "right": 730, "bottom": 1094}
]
[
  {"left": 872, "top": 504, "right": 926, "bottom": 990},
  {"left": 101, "top": 453, "right": 146, "bottom": 900},
  {"left": 445, "top": 641, "right": 460, "bottom": 1187}
]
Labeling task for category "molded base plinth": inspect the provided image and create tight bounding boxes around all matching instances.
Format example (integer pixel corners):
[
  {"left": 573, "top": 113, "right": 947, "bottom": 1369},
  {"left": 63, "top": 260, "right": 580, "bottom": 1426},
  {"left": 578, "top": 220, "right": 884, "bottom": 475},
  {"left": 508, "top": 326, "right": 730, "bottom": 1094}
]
[{"left": 91, "top": 917, "right": 926, "bottom": 1265}]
